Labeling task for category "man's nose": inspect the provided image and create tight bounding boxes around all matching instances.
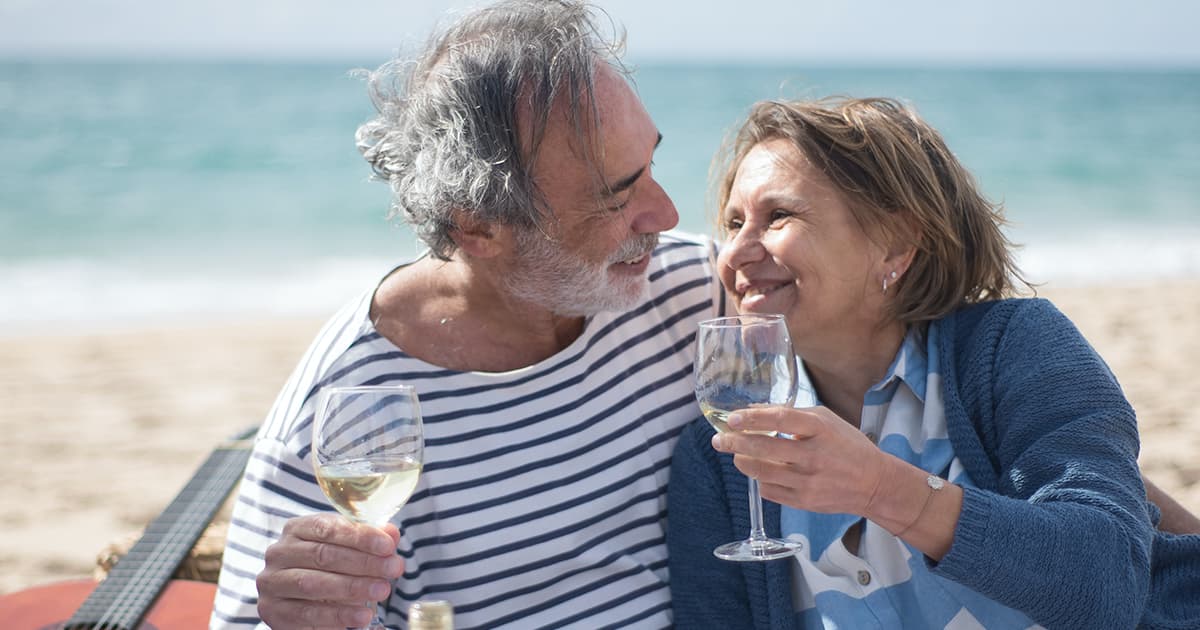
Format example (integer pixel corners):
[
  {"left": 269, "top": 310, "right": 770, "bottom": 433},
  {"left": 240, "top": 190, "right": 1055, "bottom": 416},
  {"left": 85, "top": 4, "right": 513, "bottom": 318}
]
[{"left": 629, "top": 177, "right": 679, "bottom": 233}]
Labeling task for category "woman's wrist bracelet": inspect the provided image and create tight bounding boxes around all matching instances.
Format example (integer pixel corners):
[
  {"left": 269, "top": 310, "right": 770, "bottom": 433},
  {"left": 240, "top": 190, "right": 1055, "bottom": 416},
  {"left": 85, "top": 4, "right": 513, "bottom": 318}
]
[{"left": 895, "top": 474, "right": 945, "bottom": 537}]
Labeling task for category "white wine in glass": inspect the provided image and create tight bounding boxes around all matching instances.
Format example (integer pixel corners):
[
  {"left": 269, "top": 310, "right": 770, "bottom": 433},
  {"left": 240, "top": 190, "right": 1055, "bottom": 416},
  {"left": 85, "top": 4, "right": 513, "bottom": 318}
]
[
  {"left": 316, "top": 455, "right": 422, "bottom": 526},
  {"left": 313, "top": 384, "right": 424, "bottom": 630},
  {"left": 694, "top": 314, "right": 803, "bottom": 561}
]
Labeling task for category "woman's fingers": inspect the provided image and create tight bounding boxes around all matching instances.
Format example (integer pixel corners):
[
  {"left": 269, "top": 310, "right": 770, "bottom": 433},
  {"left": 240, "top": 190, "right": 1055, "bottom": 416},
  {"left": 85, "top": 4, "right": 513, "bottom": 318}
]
[
  {"left": 726, "top": 406, "right": 822, "bottom": 438},
  {"left": 711, "top": 406, "right": 892, "bottom": 514}
]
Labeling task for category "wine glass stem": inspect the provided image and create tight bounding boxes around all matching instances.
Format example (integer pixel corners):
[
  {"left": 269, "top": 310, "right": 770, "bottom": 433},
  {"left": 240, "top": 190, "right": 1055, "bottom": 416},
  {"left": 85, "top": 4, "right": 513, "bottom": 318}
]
[{"left": 747, "top": 477, "right": 770, "bottom": 543}]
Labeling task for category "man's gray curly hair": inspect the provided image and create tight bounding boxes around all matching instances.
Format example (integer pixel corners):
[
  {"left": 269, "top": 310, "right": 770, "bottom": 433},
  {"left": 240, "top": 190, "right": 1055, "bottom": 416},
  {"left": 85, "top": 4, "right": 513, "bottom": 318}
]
[{"left": 355, "top": 0, "right": 628, "bottom": 260}]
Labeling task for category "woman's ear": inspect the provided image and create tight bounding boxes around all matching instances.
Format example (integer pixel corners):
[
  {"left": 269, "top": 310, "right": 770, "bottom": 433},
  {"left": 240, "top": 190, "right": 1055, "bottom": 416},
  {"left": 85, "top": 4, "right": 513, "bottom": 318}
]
[
  {"left": 448, "top": 210, "right": 506, "bottom": 259},
  {"left": 882, "top": 215, "right": 919, "bottom": 278},
  {"left": 884, "top": 240, "right": 917, "bottom": 279}
]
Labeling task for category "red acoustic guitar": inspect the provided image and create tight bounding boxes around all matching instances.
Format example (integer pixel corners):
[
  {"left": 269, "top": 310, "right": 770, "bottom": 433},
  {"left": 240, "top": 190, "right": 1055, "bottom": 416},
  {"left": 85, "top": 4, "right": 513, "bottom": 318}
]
[{"left": 0, "top": 429, "right": 255, "bottom": 630}]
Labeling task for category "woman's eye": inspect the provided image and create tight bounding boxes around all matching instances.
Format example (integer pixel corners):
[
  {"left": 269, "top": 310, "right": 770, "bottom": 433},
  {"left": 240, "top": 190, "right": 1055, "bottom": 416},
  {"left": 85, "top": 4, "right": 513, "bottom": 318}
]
[{"left": 724, "top": 217, "right": 743, "bottom": 231}]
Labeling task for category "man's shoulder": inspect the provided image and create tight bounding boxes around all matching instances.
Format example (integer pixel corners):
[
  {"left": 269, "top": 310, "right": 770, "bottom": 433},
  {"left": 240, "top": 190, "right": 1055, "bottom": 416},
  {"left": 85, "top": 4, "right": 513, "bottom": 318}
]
[
  {"left": 255, "top": 289, "right": 376, "bottom": 443},
  {"left": 650, "top": 230, "right": 715, "bottom": 279},
  {"left": 656, "top": 230, "right": 712, "bottom": 255}
]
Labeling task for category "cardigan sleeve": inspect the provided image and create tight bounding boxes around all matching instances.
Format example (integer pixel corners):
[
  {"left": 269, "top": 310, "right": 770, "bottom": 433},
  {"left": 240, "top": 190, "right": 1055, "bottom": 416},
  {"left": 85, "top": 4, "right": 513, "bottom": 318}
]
[
  {"left": 935, "top": 298, "right": 1154, "bottom": 629},
  {"left": 667, "top": 418, "right": 758, "bottom": 630}
]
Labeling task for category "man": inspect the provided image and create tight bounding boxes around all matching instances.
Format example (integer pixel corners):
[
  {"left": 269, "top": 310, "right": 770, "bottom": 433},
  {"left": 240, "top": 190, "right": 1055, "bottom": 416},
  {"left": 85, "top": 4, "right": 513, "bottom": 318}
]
[
  {"left": 212, "top": 2, "right": 1198, "bottom": 627},
  {"left": 210, "top": 1, "right": 719, "bottom": 627}
]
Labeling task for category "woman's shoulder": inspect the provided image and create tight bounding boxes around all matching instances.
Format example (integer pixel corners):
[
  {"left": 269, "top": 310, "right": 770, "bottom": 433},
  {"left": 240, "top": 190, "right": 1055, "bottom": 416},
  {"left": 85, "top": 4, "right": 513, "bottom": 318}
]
[
  {"left": 933, "top": 296, "right": 1117, "bottom": 415},
  {"left": 939, "top": 297, "right": 1082, "bottom": 354},
  {"left": 947, "top": 296, "right": 1065, "bottom": 328}
]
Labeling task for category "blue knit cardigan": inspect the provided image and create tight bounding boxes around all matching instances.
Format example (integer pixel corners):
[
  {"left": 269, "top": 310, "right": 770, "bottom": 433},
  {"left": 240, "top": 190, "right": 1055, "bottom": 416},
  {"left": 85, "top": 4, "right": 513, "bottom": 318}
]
[{"left": 668, "top": 298, "right": 1199, "bottom": 629}]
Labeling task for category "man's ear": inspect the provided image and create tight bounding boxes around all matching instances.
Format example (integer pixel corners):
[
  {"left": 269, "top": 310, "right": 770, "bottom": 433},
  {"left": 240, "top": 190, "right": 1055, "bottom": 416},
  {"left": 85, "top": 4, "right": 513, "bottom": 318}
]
[{"left": 449, "top": 210, "right": 506, "bottom": 259}]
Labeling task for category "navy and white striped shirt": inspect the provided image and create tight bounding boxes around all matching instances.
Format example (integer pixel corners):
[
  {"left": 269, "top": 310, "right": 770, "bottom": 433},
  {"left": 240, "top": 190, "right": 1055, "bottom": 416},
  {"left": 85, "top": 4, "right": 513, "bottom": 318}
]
[{"left": 210, "top": 232, "right": 719, "bottom": 629}]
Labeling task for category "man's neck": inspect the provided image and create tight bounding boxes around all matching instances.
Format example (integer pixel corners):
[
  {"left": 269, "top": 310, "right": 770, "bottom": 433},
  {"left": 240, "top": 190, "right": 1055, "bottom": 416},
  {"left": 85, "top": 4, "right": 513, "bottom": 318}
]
[{"left": 370, "top": 255, "right": 586, "bottom": 372}]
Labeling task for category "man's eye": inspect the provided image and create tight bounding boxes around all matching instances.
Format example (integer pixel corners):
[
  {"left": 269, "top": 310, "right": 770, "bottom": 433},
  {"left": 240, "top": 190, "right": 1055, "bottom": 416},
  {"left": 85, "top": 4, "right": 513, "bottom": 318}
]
[{"left": 769, "top": 209, "right": 791, "bottom": 223}]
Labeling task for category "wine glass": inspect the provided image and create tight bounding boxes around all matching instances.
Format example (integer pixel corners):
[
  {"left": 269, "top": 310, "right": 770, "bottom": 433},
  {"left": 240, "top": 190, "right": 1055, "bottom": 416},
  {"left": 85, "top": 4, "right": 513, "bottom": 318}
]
[
  {"left": 312, "top": 384, "right": 424, "bottom": 630},
  {"left": 694, "top": 314, "right": 803, "bottom": 561}
]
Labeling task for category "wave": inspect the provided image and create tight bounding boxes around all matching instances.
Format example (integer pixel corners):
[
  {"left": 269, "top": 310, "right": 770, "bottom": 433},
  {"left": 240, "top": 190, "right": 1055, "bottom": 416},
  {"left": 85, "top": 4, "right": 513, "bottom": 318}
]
[
  {"left": 0, "top": 255, "right": 396, "bottom": 332},
  {"left": 1014, "top": 225, "right": 1200, "bottom": 285},
  {"left": 2, "top": 227, "right": 1198, "bottom": 330}
]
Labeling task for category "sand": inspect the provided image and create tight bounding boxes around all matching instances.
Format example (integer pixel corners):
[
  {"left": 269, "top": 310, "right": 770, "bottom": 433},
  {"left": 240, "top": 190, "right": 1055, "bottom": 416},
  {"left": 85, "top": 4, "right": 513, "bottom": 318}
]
[{"left": 1, "top": 281, "right": 1198, "bottom": 596}]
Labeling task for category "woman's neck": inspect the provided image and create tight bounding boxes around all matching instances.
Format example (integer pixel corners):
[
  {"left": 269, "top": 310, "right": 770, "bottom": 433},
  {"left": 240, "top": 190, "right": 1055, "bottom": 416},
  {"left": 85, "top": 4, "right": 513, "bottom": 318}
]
[{"left": 802, "top": 320, "right": 908, "bottom": 428}]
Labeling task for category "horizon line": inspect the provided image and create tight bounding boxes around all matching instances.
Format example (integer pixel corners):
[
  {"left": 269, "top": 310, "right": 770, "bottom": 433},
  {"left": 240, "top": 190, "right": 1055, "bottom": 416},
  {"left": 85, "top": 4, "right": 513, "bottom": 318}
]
[{"left": 2, "top": 52, "right": 1199, "bottom": 73}]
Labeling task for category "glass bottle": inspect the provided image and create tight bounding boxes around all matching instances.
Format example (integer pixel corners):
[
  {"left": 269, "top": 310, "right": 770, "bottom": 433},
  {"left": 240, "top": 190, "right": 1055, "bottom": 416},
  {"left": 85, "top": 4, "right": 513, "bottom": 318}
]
[{"left": 409, "top": 600, "right": 454, "bottom": 630}]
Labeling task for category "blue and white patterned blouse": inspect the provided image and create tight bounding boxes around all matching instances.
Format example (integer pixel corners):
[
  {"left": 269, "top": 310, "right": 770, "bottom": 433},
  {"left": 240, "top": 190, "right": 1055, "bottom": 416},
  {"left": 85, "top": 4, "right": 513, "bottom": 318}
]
[{"left": 783, "top": 327, "right": 1044, "bottom": 629}]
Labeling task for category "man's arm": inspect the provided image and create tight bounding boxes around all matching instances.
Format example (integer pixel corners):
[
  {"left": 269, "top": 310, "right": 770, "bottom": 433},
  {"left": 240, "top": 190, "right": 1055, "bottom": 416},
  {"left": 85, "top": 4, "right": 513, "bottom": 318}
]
[{"left": 1144, "top": 475, "right": 1200, "bottom": 534}]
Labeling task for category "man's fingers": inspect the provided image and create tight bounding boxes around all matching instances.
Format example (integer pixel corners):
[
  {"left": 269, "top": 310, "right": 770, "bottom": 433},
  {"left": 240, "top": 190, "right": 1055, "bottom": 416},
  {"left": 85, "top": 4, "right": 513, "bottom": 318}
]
[
  {"left": 258, "top": 596, "right": 376, "bottom": 630},
  {"left": 259, "top": 566, "right": 394, "bottom": 603},
  {"left": 382, "top": 522, "right": 402, "bottom": 547},
  {"left": 265, "top": 538, "right": 404, "bottom": 579},
  {"left": 282, "top": 513, "right": 397, "bottom": 556}
]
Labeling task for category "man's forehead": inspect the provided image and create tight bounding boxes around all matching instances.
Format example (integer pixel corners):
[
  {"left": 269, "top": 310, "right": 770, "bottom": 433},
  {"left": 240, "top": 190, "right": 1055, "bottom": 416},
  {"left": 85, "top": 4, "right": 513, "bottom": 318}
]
[
  {"left": 515, "top": 61, "right": 659, "bottom": 225},
  {"left": 516, "top": 62, "right": 632, "bottom": 151}
]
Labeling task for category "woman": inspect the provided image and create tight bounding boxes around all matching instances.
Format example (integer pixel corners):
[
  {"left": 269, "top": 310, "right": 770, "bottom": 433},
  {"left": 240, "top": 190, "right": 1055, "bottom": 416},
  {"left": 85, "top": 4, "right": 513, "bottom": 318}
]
[{"left": 667, "top": 97, "right": 1166, "bottom": 628}]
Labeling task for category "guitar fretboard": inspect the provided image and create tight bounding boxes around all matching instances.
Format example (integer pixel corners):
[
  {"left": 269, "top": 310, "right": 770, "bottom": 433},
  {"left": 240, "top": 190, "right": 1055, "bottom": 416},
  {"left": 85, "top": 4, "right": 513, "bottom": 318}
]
[{"left": 65, "top": 440, "right": 252, "bottom": 630}]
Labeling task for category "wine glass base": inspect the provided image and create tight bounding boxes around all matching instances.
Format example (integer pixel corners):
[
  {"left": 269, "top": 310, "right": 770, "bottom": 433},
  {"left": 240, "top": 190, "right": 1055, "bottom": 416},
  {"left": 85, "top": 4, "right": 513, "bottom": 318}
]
[{"left": 713, "top": 537, "right": 803, "bottom": 562}]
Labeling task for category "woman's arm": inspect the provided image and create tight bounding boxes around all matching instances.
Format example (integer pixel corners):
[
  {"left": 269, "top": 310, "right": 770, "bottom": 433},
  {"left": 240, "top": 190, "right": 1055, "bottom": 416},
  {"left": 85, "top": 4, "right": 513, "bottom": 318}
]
[
  {"left": 934, "top": 298, "right": 1155, "bottom": 629},
  {"left": 715, "top": 299, "right": 1156, "bottom": 628}
]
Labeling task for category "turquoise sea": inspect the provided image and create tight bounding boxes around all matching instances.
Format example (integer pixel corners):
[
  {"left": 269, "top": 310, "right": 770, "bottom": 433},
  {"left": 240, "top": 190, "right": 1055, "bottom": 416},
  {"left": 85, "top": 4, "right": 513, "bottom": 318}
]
[{"left": 1, "top": 61, "right": 1198, "bottom": 328}]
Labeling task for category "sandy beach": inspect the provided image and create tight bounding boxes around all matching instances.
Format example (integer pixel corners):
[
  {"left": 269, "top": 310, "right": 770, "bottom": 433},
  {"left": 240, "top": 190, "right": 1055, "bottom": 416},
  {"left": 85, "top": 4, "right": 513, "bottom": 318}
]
[{"left": 1, "top": 281, "right": 1198, "bottom": 597}]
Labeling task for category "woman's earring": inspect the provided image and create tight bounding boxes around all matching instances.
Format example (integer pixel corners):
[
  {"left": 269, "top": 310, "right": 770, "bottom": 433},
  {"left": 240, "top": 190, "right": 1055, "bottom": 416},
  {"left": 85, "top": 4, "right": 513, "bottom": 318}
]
[{"left": 882, "top": 270, "right": 898, "bottom": 293}]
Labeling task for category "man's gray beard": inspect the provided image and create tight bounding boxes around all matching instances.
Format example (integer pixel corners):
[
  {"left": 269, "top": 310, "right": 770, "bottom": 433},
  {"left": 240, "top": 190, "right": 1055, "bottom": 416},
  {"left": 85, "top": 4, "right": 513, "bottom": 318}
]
[{"left": 504, "top": 229, "right": 658, "bottom": 317}]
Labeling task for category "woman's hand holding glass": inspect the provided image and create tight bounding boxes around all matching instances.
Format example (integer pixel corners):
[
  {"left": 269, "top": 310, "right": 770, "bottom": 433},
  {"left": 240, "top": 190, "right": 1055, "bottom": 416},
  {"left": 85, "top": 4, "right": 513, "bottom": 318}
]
[
  {"left": 710, "top": 404, "right": 889, "bottom": 514},
  {"left": 710, "top": 403, "right": 962, "bottom": 560}
]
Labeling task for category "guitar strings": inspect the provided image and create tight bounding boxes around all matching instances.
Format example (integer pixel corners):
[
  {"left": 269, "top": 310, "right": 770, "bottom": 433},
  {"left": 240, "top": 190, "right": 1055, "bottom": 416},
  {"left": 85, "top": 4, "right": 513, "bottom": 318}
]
[
  {"left": 90, "top": 448, "right": 247, "bottom": 629},
  {"left": 95, "top": 450, "right": 244, "bottom": 628},
  {"left": 89, "top": 452, "right": 229, "bottom": 628},
  {"left": 99, "top": 450, "right": 245, "bottom": 628}
]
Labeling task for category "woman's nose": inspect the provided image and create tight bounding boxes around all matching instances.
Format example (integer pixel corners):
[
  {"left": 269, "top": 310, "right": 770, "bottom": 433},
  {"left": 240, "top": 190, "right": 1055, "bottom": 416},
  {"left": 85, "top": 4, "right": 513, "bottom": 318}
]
[{"left": 722, "top": 224, "right": 766, "bottom": 270}]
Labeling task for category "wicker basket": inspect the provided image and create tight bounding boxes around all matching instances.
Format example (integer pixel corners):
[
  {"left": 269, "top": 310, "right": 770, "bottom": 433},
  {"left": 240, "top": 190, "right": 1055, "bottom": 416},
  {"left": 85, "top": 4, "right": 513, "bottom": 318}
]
[{"left": 94, "top": 519, "right": 229, "bottom": 584}]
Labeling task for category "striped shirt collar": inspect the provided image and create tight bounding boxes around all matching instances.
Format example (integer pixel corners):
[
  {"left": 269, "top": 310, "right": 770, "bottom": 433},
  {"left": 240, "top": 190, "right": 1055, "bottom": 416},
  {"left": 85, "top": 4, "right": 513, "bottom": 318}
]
[{"left": 869, "top": 327, "right": 928, "bottom": 403}]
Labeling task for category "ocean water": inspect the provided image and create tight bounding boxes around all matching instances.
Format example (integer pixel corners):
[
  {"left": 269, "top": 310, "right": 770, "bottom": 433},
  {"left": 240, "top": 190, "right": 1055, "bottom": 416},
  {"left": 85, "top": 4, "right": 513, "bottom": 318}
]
[{"left": 1, "top": 60, "right": 1198, "bottom": 329}]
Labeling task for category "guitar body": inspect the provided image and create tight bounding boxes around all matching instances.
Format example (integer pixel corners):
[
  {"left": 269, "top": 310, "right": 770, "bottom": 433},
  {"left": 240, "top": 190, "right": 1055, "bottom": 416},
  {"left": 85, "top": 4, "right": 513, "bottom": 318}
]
[
  {"left": 0, "top": 430, "right": 253, "bottom": 630},
  {"left": 0, "top": 579, "right": 217, "bottom": 630}
]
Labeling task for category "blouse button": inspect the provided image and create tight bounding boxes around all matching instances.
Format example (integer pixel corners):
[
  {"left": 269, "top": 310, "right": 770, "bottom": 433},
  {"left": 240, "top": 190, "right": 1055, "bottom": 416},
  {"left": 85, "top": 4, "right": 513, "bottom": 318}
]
[{"left": 857, "top": 570, "right": 872, "bottom": 586}]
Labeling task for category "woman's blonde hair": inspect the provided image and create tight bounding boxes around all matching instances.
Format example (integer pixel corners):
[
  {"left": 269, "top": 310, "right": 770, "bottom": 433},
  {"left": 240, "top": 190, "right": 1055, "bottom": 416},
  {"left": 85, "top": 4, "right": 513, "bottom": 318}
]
[{"left": 715, "top": 97, "right": 1028, "bottom": 324}]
